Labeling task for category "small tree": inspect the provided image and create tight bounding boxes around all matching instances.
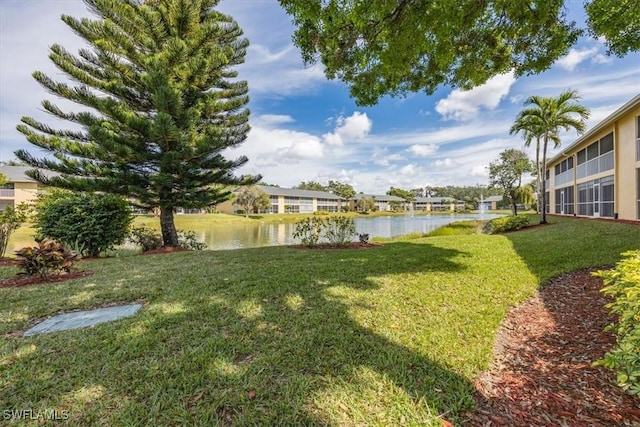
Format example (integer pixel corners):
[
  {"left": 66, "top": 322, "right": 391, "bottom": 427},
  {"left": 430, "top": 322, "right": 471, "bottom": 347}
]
[
  {"left": 35, "top": 191, "right": 133, "bottom": 257},
  {"left": 488, "top": 149, "right": 533, "bottom": 216},
  {"left": 235, "top": 186, "right": 271, "bottom": 217},
  {"left": 0, "top": 203, "right": 30, "bottom": 258},
  {"left": 356, "top": 197, "right": 376, "bottom": 213},
  {"left": 327, "top": 180, "right": 356, "bottom": 199}
]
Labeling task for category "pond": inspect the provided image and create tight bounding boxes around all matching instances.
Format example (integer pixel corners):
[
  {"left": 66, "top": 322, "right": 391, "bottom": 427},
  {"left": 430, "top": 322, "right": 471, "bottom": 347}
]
[
  {"left": 184, "top": 213, "right": 502, "bottom": 250},
  {"left": 6, "top": 213, "right": 503, "bottom": 254}
]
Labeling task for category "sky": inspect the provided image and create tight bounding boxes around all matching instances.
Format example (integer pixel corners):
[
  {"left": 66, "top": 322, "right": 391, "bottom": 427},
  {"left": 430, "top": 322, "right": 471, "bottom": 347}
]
[{"left": 1, "top": 0, "right": 639, "bottom": 194}]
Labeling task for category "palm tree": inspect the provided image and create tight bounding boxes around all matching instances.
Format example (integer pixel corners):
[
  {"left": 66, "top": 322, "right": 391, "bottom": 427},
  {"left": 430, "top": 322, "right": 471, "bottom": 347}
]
[
  {"left": 510, "top": 115, "right": 543, "bottom": 213},
  {"left": 511, "top": 90, "right": 590, "bottom": 224}
]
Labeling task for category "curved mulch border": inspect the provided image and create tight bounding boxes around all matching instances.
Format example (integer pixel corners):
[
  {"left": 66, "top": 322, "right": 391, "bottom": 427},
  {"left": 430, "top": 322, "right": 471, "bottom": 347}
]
[
  {"left": 289, "top": 242, "right": 383, "bottom": 250},
  {"left": 0, "top": 270, "right": 94, "bottom": 289},
  {"left": 466, "top": 270, "right": 640, "bottom": 426}
]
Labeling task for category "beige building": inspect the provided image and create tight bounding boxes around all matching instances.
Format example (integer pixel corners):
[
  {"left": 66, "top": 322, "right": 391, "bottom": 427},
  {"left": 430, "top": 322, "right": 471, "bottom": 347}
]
[
  {"left": 0, "top": 166, "right": 42, "bottom": 211},
  {"left": 546, "top": 93, "right": 640, "bottom": 221},
  {"left": 218, "top": 185, "right": 345, "bottom": 214}
]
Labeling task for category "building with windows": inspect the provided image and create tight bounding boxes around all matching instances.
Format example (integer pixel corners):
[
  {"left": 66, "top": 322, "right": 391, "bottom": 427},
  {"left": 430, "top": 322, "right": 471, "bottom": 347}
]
[
  {"left": 414, "top": 197, "right": 465, "bottom": 211},
  {"left": 218, "top": 185, "right": 344, "bottom": 214},
  {"left": 350, "top": 194, "right": 407, "bottom": 212},
  {"left": 0, "top": 166, "right": 44, "bottom": 211},
  {"left": 545, "top": 94, "right": 640, "bottom": 221}
]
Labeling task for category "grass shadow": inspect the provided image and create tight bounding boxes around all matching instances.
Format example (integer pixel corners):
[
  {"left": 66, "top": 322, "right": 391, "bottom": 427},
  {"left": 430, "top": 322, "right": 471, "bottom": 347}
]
[{"left": 1, "top": 241, "right": 475, "bottom": 425}]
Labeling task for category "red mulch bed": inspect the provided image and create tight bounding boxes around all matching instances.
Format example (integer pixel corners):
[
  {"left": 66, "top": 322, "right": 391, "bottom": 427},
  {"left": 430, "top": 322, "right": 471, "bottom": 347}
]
[
  {"left": 0, "top": 270, "right": 94, "bottom": 289},
  {"left": 142, "top": 246, "right": 190, "bottom": 255},
  {"left": 289, "top": 242, "right": 383, "bottom": 250},
  {"left": 466, "top": 270, "right": 640, "bottom": 426}
]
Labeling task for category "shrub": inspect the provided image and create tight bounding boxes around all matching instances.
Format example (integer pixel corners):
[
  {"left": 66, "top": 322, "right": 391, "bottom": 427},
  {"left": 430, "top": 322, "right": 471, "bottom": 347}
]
[
  {"left": 358, "top": 233, "right": 370, "bottom": 244},
  {"left": 313, "top": 210, "right": 330, "bottom": 216},
  {"left": 129, "top": 227, "right": 206, "bottom": 252},
  {"left": 592, "top": 251, "right": 640, "bottom": 396},
  {"left": 129, "top": 227, "right": 164, "bottom": 252},
  {"left": 35, "top": 191, "right": 133, "bottom": 257},
  {"left": 15, "top": 239, "right": 76, "bottom": 278},
  {"left": 177, "top": 230, "right": 207, "bottom": 251},
  {"left": 486, "top": 215, "right": 530, "bottom": 234},
  {"left": 293, "top": 217, "right": 326, "bottom": 247},
  {"left": 324, "top": 216, "right": 356, "bottom": 245},
  {"left": 0, "top": 203, "right": 30, "bottom": 258}
]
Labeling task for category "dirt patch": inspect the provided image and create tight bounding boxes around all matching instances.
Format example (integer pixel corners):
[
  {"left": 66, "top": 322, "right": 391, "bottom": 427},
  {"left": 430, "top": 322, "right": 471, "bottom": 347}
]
[
  {"left": 0, "top": 257, "right": 18, "bottom": 267},
  {"left": 142, "top": 246, "right": 190, "bottom": 255},
  {"left": 0, "top": 271, "right": 94, "bottom": 289},
  {"left": 289, "top": 242, "right": 383, "bottom": 250},
  {"left": 467, "top": 270, "right": 640, "bottom": 426}
]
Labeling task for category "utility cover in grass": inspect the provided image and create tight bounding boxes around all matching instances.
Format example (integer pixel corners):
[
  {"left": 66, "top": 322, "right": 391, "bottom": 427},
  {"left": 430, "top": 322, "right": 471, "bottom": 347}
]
[{"left": 23, "top": 304, "right": 142, "bottom": 336}]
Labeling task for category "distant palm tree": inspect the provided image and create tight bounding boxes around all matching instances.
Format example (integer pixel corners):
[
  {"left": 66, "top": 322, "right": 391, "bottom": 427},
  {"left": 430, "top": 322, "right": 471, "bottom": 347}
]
[
  {"left": 511, "top": 90, "right": 590, "bottom": 224},
  {"left": 510, "top": 115, "right": 543, "bottom": 213}
]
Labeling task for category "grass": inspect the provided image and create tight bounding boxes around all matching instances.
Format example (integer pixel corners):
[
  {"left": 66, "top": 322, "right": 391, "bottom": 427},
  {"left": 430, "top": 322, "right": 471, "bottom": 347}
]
[{"left": 1, "top": 215, "right": 639, "bottom": 425}]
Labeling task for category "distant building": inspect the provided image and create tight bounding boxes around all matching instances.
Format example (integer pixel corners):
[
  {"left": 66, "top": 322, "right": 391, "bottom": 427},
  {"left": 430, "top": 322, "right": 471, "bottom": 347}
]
[
  {"left": 350, "top": 194, "right": 406, "bottom": 212},
  {"left": 414, "top": 197, "right": 465, "bottom": 212},
  {"left": 217, "top": 185, "right": 344, "bottom": 214},
  {"left": 477, "top": 195, "right": 503, "bottom": 211},
  {"left": 0, "top": 166, "right": 44, "bottom": 211},
  {"left": 545, "top": 93, "right": 639, "bottom": 221}
]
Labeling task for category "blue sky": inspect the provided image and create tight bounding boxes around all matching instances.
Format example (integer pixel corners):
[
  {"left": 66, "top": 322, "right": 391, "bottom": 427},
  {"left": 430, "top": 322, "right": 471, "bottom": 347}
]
[{"left": 1, "top": 0, "right": 639, "bottom": 194}]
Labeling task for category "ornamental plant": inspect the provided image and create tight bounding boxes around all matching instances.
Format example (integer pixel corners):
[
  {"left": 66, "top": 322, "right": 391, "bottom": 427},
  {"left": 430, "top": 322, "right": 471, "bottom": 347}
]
[
  {"left": 486, "top": 215, "right": 530, "bottom": 234},
  {"left": 323, "top": 216, "right": 356, "bottom": 245},
  {"left": 593, "top": 250, "right": 640, "bottom": 396},
  {"left": 0, "top": 203, "right": 30, "bottom": 258},
  {"left": 292, "top": 217, "right": 326, "bottom": 247},
  {"left": 15, "top": 239, "right": 76, "bottom": 279}
]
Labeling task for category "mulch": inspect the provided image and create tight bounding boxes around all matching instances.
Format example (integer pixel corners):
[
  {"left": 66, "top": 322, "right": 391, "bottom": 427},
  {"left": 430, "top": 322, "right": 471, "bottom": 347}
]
[
  {"left": 0, "top": 270, "right": 94, "bottom": 289},
  {"left": 466, "top": 269, "right": 640, "bottom": 426},
  {"left": 289, "top": 242, "right": 383, "bottom": 250}
]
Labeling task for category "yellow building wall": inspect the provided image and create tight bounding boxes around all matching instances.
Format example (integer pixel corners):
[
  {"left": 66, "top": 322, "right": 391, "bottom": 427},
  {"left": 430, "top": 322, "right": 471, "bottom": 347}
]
[
  {"left": 14, "top": 182, "right": 39, "bottom": 205},
  {"left": 615, "top": 108, "right": 640, "bottom": 220}
]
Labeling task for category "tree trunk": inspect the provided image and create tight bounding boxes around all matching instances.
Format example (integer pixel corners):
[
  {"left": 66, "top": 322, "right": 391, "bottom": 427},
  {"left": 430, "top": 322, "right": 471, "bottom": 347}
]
[
  {"left": 160, "top": 206, "right": 179, "bottom": 247},
  {"left": 535, "top": 139, "right": 541, "bottom": 214},
  {"left": 540, "top": 138, "right": 549, "bottom": 224}
]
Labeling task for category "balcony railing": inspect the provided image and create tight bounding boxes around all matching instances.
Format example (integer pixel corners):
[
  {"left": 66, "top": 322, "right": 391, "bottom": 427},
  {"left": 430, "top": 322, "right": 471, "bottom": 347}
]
[{"left": 0, "top": 189, "right": 15, "bottom": 198}]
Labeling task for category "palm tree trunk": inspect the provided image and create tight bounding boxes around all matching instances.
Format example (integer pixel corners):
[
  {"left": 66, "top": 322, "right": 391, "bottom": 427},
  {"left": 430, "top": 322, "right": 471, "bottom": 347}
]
[
  {"left": 540, "top": 137, "right": 549, "bottom": 224},
  {"left": 535, "top": 139, "right": 541, "bottom": 214}
]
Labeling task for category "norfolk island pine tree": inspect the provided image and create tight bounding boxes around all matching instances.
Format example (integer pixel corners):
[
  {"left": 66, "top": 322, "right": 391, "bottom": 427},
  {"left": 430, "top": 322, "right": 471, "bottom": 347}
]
[{"left": 15, "top": 0, "right": 258, "bottom": 247}]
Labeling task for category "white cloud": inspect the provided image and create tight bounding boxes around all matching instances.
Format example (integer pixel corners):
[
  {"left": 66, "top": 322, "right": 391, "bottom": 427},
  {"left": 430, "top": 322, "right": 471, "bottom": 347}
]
[
  {"left": 592, "top": 54, "right": 613, "bottom": 65},
  {"left": 555, "top": 47, "right": 599, "bottom": 71},
  {"left": 408, "top": 143, "right": 438, "bottom": 157},
  {"left": 469, "top": 165, "right": 489, "bottom": 177},
  {"left": 276, "top": 138, "right": 324, "bottom": 161},
  {"left": 400, "top": 164, "right": 418, "bottom": 176},
  {"left": 322, "top": 111, "right": 372, "bottom": 146},
  {"left": 370, "top": 147, "right": 405, "bottom": 166},
  {"left": 253, "top": 114, "right": 295, "bottom": 127},
  {"left": 433, "top": 158, "right": 453, "bottom": 168},
  {"left": 435, "top": 73, "right": 516, "bottom": 121}
]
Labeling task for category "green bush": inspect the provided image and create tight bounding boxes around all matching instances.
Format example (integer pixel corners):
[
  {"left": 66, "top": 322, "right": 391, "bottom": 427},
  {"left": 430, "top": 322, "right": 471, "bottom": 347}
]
[
  {"left": 177, "top": 230, "right": 206, "bottom": 251},
  {"left": 593, "top": 250, "right": 640, "bottom": 396},
  {"left": 293, "top": 216, "right": 356, "bottom": 246},
  {"left": 129, "top": 227, "right": 164, "bottom": 252},
  {"left": 486, "top": 215, "right": 530, "bottom": 234},
  {"left": 15, "top": 239, "right": 77, "bottom": 278},
  {"left": 129, "top": 227, "right": 206, "bottom": 252},
  {"left": 35, "top": 191, "right": 133, "bottom": 257},
  {"left": 293, "top": 217, "right": 326, "bottom": 246},
  {"left": 323, "top": 216, "right": 356, "bottom": 245}
]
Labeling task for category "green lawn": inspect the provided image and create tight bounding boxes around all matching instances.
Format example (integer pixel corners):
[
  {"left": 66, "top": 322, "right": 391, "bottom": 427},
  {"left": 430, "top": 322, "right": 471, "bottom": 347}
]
[{"left": 1, "top": 215, "right": 638, "bottom": 426}]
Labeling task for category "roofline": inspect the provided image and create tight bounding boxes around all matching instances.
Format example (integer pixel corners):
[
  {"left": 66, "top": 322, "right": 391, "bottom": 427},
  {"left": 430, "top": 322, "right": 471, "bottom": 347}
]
[{"left": 547, "top": 93, "right": 640, "bottom": 166}]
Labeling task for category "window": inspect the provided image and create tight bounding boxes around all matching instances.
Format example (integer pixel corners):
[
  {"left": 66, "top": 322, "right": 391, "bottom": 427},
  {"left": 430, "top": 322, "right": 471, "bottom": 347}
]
[
  {"left": 577, "top": 149, "right": 586, "bottom": 165},
  {"left": 554, "top": 186, "right": 574, "bottom": 215},
  {"left": 555, "top": 164, "right": 561, "bottom": 175},
  {"left": 587, "top": 142, "right": 599, "bottom": 160},
  {"left": 577, "top": 176, "right": 614, "bottom": 218},
  {"left": 600, "top": 133, "right": 613, "bottom": 154}
]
